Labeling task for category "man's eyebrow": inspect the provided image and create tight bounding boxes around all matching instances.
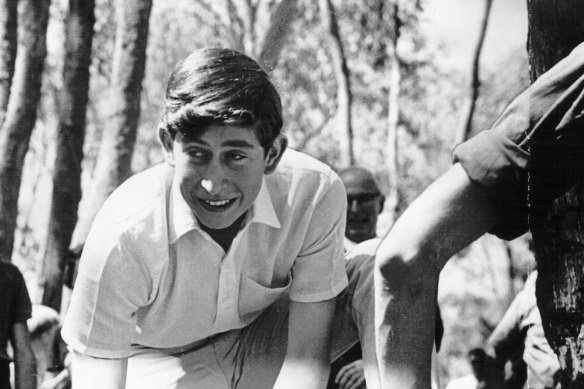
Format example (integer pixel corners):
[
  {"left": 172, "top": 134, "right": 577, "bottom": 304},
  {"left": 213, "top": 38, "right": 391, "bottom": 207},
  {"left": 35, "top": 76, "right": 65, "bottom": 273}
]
[
  {"left": 182, "top": 137, "right": 208, "bottom": 146},
  {"left": 221, "top": 139, "right": 256, "bottom": 148}
]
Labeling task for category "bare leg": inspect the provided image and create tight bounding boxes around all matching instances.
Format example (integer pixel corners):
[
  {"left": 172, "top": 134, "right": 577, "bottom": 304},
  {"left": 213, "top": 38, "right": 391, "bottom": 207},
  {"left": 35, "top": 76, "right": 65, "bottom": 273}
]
[{"left": 374, "top": 164, "right": 502, "bottom": 389}]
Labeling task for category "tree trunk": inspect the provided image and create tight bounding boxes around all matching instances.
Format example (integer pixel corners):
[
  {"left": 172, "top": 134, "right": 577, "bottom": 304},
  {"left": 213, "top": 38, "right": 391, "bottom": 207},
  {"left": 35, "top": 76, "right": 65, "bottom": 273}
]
[
  {"left": 71, "top": 0, "right": 152, "bottom": 251},
  {"left": 0, "top": 0, "right": 50, "bottom": 263},
  {"left": 384, "top": 2, "right": 401, "bottom": 226},
  {"left": 40, "top": 0, "right": 95, "bottom": 311},
  {"left": 0, "top": 0, "right": 17, "bottom": 128},
  {"left": 454, "top": 0, "right": 493, "bottom": 145},
  {"left": 527, "top": 0, "right": 584, "bottom": 386},
  {"left": 258, "top": 0, "right": 298, "bottom": 74},
  {"left": 318, "top": 0, "right": 354, "bottom": 168}
]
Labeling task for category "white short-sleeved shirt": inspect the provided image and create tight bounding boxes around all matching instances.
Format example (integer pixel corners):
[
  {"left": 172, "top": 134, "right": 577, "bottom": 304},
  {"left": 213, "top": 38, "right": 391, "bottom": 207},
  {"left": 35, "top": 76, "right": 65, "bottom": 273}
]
[{"left": 62, "top": 149, "right": 348, "bottom": 358}]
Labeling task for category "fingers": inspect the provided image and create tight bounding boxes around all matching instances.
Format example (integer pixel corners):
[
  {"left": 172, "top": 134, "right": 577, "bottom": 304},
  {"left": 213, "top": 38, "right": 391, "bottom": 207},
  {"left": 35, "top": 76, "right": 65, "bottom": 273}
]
[{"left": 335, "top": 360, "right": 366, "bottom": 389}]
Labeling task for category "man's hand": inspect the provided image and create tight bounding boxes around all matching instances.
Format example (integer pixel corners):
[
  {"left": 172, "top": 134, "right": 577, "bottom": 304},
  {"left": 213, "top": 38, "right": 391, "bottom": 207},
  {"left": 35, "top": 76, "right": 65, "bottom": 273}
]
[{"left": 335, "top": 359, "right": 366, "bottom": 389}]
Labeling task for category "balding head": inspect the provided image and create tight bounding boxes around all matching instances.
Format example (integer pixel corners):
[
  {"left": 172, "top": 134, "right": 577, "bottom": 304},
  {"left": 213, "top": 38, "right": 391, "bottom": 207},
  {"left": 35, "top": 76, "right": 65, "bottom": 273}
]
[
  {"left": 340, "top": 167, "right": 382, "bottom": 197},
  {"left": 339, "top": 167, "right": 385, "bottom": 244}
]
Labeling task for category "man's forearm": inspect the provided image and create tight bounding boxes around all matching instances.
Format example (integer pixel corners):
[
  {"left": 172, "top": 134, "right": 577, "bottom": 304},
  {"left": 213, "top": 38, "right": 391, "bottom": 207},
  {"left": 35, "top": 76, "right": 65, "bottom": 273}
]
[
  {"left": 275, "top": 299, "right": 336, "bottom": 389},
  {"left": 273, "top": 357, "right": 330, "bottom": 389},
  {"left": 11, "top": 322, "right": 37, "bottom": 389},
  {"left": 14, "top": 349, "right": 36, "bottom": 389}
]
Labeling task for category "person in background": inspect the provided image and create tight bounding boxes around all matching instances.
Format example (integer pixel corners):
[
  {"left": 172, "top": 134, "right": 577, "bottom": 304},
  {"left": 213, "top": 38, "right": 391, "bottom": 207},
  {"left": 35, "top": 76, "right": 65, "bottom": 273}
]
[
  {"left": 62, "top": 47, "right": 380, "bottom": 389},
  {"left": 327, "top": 167, "right": 385, "bottom": 389},
  {"left": 374, "top": 41, "right": 584, "bottom": 389},
  {"left": 445, "top": 348, "right": 502, "bottom": 389},
  {"left": 0, "top": 261, "right": 36, "bottom": 389},
  {"left": 27, "top": 305, "right": 71, "bottom": 389},
  {"left": 340, "top": 167, "right": 385, "bottom": 251},
  {"left": 486, "top": 271, "right": 560, "bottom": 389}
]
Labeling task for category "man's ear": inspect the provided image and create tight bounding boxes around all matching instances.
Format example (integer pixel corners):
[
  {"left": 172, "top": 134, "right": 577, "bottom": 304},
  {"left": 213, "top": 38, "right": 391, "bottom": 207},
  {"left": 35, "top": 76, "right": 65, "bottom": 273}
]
[
  {"left": 264, "top": 134, "right": 288, "bottom": 174},
  {"left": 158, "top": 127, "right": 175, "bottom": 166}
]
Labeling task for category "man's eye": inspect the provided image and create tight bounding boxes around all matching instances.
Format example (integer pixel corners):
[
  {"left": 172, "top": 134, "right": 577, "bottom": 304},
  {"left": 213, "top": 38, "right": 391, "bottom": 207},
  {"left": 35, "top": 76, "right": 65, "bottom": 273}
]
[
  {"left": 226, "top": 152, "right": 247, "bottom": 163},
  {"left": 186, "top": 149, "right": 208, "bottom": 160},
  {"left": 347, "top": 194, "right": 379, "bottom": 203}
]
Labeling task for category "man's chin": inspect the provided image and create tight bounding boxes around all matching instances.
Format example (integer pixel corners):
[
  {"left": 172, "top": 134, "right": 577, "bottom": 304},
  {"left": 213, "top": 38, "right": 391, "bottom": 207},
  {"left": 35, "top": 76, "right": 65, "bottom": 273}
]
[
  {"left": 346, "top": 228, "right": 375, "bottom": 243},
  {"left": 195, "top": 210, "right": 240, "bottom": 230}
]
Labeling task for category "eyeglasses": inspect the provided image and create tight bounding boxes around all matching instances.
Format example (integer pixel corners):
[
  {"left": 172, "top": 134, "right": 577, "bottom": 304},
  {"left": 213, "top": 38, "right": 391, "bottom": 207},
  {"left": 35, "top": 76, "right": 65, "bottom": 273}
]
[{"left": 347, "top": 194, "right": 380, "bottom": 204}]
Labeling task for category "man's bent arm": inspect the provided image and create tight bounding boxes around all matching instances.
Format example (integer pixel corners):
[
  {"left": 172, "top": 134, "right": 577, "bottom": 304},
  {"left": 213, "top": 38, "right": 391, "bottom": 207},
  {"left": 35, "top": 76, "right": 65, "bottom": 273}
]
[
  {"left": 71, "top": 351, "right": 128, "bottom": 389},
  {"left": 374, "top": 163, "right": 503, "bottom": 389},
  {"left": 11, "top": 321, "right": 36, "bottom": 389},
  {"left": 273, "top": 298, "right": 336, "bottom": 389}
]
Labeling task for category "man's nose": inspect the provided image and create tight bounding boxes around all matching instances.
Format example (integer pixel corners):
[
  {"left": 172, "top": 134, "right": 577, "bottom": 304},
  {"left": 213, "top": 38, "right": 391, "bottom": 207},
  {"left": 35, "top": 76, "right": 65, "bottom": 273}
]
[
  {"left": 200, "top": 163, "right": 227, "bottom": 195},
  {"left": 349, "top": 199, "right": 360, "bottom": 212}
]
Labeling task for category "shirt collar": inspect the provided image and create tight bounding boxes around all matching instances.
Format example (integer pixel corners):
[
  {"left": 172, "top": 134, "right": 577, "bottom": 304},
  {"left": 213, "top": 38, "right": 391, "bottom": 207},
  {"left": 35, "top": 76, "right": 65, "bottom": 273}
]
[
  {"left": 246, "top": 178, "right": 281, "bottom": 229},
  {"left": 169, "top": 179, "right": 197, "bottom": 244},
  {"left": 169, "top": 177, "right": 281, "bottom": 244}
]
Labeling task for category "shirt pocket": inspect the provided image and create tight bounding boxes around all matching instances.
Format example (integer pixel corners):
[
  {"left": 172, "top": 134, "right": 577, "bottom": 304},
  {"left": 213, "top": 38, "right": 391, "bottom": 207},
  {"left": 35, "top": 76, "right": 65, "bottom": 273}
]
[{"left": 238, "top": 274, "right": 292, "bottom": 322}]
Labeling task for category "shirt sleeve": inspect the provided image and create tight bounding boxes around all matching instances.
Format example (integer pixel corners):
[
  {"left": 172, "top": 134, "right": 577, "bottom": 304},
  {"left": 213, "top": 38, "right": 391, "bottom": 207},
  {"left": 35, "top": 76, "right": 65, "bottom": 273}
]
[
  {"left": 11, "top": 267, "right": 32, "bottom": 324},
  {"left": 289, "top": 171, "right": 349, "bottom": 303},
  {"left": 61, "top": 218, "right": 153, "bottom": 359},
  {"left": 453, "top": 42, "right": 584, "bottom": 240}
]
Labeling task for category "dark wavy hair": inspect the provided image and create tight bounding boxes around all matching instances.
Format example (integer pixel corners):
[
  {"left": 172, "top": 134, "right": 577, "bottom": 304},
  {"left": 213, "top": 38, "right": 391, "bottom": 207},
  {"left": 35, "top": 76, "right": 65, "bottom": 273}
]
[{"left": 160, "top": 47, "right": 283, "bottom": 152}]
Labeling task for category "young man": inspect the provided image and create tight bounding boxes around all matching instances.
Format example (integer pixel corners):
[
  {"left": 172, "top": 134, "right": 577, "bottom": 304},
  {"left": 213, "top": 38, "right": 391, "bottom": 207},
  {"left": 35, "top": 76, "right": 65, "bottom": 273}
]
[
  {"left": 0, "top": 261, "right": 36, "bottom": 389},
  {"left": 62, "top": 48, "right": 379, "bottom": 389},
  {"left": 374, "top": 43, "right": 584, "bottom": 388}
]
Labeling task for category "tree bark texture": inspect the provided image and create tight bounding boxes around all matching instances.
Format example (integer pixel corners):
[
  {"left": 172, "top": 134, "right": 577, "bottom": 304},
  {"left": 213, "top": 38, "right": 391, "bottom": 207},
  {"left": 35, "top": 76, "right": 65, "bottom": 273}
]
[
  {"left": 71, "top": 0, "right": 152, "bottom": 251},
  {"left": 454, "top": 0, "right": 493, "bottom": 145},
  {"left": 41, "top": 0, "right": 95, "bottom": 311},
  {"left": 0, "top": 0, "right": 50, "bottom": 263},
  {"left": 318, "top": 0, "right": 355, "bottom": 168},
  {"left": 258, "top": 0, "right": 298, "bottom": 74},
  {"left": 527, "top": 0, "right": 584, "bottom": 386},
  {"left": 384, "top": 2, "right": 401, "bottom": 226},
  {"left": 0, "top": 0, "right": 17, "bottom": 128}
]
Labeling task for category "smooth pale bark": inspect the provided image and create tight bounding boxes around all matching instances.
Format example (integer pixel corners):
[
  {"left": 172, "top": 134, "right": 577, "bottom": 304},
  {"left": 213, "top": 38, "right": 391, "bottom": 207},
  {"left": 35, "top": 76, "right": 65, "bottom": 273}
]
[
  {"left": 454, "top": 0, "right": 493, "bottom": 145},
  {"left": 384, "top": 2, "right": 401, "bottom": 226},
  {"left": 319, "top": 0, "right": 354, "bottom": 168},
  {"left": 0, "top": 0, "right": 17, "bottom": 128},
  {"left": 71, "top": 0, "right": 152, "bottom": 251},
  {"left": 40, "top": 0, "right": 95, "bottom": 311},
  {"left": 0, "top": 0, "right": 50, "bottom": 262},
  {"left": 527, "top": 0, "right": 584, "bottom": 386},
  {"left": 258, "top": 0, "right": 298, "bottom": 73}
]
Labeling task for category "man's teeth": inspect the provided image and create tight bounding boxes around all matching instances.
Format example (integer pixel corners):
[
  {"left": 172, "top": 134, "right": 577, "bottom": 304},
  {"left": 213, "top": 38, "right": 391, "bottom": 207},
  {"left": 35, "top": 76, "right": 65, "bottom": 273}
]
[{"left": 204, "top": 199, "right": 230, "bottom": 206}]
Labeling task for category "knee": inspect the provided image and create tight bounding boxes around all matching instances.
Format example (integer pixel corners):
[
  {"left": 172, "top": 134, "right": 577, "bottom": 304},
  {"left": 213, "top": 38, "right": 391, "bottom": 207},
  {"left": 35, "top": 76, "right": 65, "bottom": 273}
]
[{"left": 374, "top": 244, "right": 435, "bottom": 293}]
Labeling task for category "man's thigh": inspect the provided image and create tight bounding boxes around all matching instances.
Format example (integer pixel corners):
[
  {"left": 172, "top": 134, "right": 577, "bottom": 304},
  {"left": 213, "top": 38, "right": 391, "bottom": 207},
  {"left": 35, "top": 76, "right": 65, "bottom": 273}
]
[{"left": 126, "top": 341, "right": 229, "bottom": 389}]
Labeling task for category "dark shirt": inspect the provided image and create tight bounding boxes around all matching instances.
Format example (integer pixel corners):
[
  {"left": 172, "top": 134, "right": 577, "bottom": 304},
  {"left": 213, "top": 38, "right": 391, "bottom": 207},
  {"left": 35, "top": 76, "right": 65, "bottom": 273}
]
[
  {"left": 454, "top": 42, "right": 584, "bottom": 240},
  {"left": 0, "top": 262, "right": 33, "bottom": 363}
]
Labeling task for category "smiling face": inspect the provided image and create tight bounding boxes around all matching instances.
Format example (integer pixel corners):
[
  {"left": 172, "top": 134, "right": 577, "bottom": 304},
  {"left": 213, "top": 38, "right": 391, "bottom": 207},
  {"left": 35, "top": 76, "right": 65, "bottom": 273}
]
[
  {"left": 340, "top": 168, "right": 385, "bottom": 244},
  {"left": 160, "top": 125, "right": 286, "bottom": 230}
]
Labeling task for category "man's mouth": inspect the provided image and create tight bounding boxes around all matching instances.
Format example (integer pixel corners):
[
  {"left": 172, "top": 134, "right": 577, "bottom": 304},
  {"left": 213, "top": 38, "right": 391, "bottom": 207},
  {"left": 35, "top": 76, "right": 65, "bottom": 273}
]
[
  {"left": 200, "top": 198, "right": 236, "bottom": 211},
  {"left": 348, "top": 215, "right": 372, "bottom": 224}
]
